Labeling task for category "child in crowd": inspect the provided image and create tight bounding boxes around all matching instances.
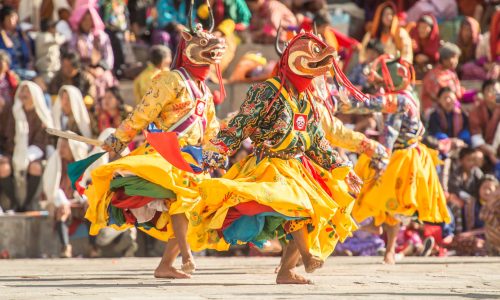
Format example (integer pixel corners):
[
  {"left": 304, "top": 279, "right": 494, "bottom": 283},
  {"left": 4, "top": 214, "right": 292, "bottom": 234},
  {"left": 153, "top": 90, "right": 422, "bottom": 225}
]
[{"left": 479, "top": 175, "right": 500, "bottom": 256}]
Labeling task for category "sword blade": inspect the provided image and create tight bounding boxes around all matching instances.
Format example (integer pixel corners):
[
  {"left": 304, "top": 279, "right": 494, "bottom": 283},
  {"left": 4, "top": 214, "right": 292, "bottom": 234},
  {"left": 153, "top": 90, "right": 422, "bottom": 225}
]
[{"left": 46, "top": 128, "right": 103, "bottom": 147}]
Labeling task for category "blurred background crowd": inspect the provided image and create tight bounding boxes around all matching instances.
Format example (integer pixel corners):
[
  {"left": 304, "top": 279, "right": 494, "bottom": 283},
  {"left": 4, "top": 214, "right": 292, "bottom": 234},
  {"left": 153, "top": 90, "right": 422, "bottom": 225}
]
[{"left": 0, "top": 0, "right": 498, "bottom": 260}]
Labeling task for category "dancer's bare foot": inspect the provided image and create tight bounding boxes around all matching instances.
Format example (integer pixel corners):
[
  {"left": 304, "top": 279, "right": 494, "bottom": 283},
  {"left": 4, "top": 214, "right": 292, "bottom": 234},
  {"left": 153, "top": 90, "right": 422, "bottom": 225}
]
[
  {"left": 383, "top": 251, "right": 396, "bottom": 265},
  {"left": 302, "top": 255, "right": 324, "bottom": 273},
  {"left": 181, "top": 257, "right": 196, "bottom": 274},
  {"left": 276, "top": 269, "right": 313, "bottom": 284},
  {"left": 154, "top": 265, "right": 191, "bottom": 279}
]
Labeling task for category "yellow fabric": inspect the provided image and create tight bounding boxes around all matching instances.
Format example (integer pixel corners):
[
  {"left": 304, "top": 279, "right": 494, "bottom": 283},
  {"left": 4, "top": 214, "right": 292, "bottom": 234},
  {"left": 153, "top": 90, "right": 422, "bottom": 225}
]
[
  {"left": 316, "top": 100, "right": 377, "bottom": 155},
  {"left": 353, "top": 143, "right": 450, "bottom": 226},
  {"left": 189, "top": 155, "right": 355, "bottom": 260},
  {"left": 132, "top": 64, "right": 164, "bottom": 105},
  {"left": 84, "top": 143, "right": 227, "bottom": 246},
  {"left": 116, "top": 70, "right": 219, "bottom": 147}
]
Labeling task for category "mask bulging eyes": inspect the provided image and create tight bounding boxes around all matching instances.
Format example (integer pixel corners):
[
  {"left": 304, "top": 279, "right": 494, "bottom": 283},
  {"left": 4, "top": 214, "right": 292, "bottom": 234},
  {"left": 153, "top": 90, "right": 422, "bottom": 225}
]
[
  {"left": 200, "top": 38, "right": 208, "bottom": 46},
  {"left": 313, "top": 45, "right": 321, "bottom": 54}
]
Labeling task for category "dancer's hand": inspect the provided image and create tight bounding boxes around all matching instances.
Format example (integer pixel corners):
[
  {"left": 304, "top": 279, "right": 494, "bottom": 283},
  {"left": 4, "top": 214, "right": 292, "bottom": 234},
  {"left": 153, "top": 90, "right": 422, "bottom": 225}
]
[
  {"left": 202, "top": 150, "right": 228, "bottom": 171},
  {"left": 103, "top": 134, "right": 126, "bottom": 154},
  {"left": 368, "top": 143, "right": 389, "bottom": 179},
  {"left": 346, "top": 170, "right": 363, "bottom": 196}
]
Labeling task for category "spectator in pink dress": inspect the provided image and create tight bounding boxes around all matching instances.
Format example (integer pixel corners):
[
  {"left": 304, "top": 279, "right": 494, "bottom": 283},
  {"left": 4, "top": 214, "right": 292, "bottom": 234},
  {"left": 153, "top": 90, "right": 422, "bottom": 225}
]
[{"left": 68, "top": 0, "right": 116, "bottom": 100}]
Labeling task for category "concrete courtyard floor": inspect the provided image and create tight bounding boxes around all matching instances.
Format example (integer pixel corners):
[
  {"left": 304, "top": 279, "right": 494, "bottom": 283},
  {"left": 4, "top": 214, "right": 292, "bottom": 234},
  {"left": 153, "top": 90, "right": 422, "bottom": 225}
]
[{"left": 0, "top": 256, "right": 499, "bottom": 299}]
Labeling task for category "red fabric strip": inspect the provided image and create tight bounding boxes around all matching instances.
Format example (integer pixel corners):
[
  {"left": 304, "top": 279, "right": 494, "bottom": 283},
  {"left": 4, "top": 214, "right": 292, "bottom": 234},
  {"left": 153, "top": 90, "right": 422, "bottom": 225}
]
[{"left": 300, "top": 156, "right": 333, "bottom": 197}]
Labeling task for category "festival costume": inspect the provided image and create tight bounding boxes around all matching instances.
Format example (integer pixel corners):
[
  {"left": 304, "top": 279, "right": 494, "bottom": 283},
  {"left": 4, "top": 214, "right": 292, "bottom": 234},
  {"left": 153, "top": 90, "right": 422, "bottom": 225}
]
[
  {"left": 337, "top": 56, "right": 450, "bottom": 226},
  {"left": 190, "top": 32, "right": 357, "bottom": 260},
  {"left": 84, "top": 15, "right": 227, "bottom": 249}
]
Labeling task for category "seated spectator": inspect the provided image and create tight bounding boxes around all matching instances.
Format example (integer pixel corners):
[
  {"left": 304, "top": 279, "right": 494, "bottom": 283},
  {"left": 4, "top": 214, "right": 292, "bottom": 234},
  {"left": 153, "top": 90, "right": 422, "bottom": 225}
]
[
  {"left": 0, "top": 49, "right": 18, "bottom": 112},
  {"left": 457, "top": 17, "right": 483, "bottom": 80},
  {"left": 348, "top": 39, "right": 384, "bottom": 93},
  {"left": 51, "top": 85, "right": 92, "bottom": 138},
  {"left": 0, "top": 81, "right": 54, "bottom": 212},
  {"left": 196, "top": 0, "right": 251, "bottom": 30},
  {"left": 421, "top": 42, "right": 464, "bottom": 113},
  {"left": 246, "top": 0, "right": 297, "bottom": 44},
  {"left": 152, "top": 0, "right": 188, "bottom": 49},
  {"left": 360, "top": 1, "right": 412, "bottom": 63},
  {"left": 469, "top": 79, "right": 500, "bottom": 168},
  {"left": 409, "top": 13, "right": 440, "bottom": 80},
  {"left": 448, "top": 147, "right": 484, "bottom": 234},
  {"left": 91, "top": 87, "right": 132, "bottom": 134},
  {"left": 472, "top": 10, "right": 500, "bottom": 81},
  {"left": 451, "top": 174, "right": 497, "bottom": 256},
  {"left": 428, "top": 87, "right": 471, "bottom": 145},
  {"left": 133, "top": 45, "right": 171, "bottom": 104},
  {"left": 35, "top": 19, "right": 65, "bottom": 84},
  {"left": 49, "top": 51, "right": 96, "bottom": 105},
  {"left": 479, "top": 175, "right": 500, "bottom": 256},
  {"left": 68, "top": 1, "right": 116, "bottom": 99},
  {"left": 0, "top": 5, "right": 35, "bottom": 80}
]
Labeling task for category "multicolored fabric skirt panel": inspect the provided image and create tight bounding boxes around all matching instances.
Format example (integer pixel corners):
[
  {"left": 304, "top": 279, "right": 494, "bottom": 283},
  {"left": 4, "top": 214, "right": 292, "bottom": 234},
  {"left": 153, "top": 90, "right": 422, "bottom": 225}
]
[
  {"left": 84, "top": 143, "right": 228, "bottom": 250},
  {"left": 190, "top": 154, "right": 356, "bottom": 260}
]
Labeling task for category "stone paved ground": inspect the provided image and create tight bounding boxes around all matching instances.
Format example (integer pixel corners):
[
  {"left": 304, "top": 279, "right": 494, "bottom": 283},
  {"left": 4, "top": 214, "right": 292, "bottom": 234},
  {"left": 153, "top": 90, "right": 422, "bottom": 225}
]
[{"left": 0, "top": 257, "right": 499, "bottom": 299}]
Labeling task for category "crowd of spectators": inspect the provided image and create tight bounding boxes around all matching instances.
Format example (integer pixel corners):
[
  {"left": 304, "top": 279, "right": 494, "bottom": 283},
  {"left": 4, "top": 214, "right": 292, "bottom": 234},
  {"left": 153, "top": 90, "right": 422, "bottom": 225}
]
[{"left": 0, "top": 0, "right": 498, "bottom": 258}]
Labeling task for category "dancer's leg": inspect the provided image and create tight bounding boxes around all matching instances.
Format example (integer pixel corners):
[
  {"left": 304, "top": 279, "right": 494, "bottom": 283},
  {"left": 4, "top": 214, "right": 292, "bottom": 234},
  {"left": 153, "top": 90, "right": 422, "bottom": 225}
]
[
  {"left": 171, "top": 213, "right": 195, "bottom": 273},
  {"left": 154, "top": 239, "right": 191, "bottom": 279},
  {"left": 289, "top": 226, "right": 323, "bottom": 273},
  {"left": 275, "top": 244, "right": 287, "bottom": 274},
  {"left": 276, "top": 240, "right": 312, "bottom": 284},
  {"left": 383, "top": 223, "right": 400, "bottom": 264}
]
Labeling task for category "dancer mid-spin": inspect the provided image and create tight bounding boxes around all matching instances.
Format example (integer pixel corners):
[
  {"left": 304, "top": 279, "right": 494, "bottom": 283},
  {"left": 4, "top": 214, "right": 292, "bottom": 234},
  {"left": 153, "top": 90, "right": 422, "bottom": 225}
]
[
  {"left": 336, "top": 54, "right": 451, "bottom": 264},
  {"left": 190, "top": 29, "right": 362, "bottom": 284},
  {"left": 84, "top": 0, "right": 227, "bottom": 279}
]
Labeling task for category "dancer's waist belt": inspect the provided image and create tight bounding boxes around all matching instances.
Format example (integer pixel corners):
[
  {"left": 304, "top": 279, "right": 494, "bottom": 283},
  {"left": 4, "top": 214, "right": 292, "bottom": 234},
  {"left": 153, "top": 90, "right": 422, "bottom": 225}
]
[{"left": 254, "top": 147, "right": 304, "bottom": 160}]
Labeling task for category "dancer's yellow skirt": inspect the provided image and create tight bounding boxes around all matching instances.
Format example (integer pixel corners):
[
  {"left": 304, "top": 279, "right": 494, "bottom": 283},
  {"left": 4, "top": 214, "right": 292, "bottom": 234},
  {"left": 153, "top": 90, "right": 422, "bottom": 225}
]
[
  {"left": 85, "top": 143, "right": 225, "bottom": 250},
  {"left": 353, "top": 143, "right": 451, "bottom": 226},
  {"left": 189, "top": 155, "right": 356, "bottom": 260}
]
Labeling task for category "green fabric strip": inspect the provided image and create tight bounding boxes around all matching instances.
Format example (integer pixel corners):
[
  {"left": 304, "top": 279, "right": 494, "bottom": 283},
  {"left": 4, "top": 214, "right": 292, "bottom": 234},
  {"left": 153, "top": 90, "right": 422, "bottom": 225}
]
[{"left": 109, "top": 176, "right": 176, "bottom": 199}]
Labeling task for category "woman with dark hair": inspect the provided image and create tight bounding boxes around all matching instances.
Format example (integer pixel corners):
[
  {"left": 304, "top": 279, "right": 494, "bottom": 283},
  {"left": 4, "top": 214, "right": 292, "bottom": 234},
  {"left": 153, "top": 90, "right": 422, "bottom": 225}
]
[
  {"left": 409, "top": 13, "right": 440, "bottom": 79},
  {"left": 92, "top": 87, "right": 131, "bottom": 134},
  {"left": 0, "top": 5, "right": 35, "bottom": 80},
  {"left": 428, "top": 87, "right": 471, "bottom": 145},
  {"left": 360, "top": 1, "right": 412, "bottom": 63}
]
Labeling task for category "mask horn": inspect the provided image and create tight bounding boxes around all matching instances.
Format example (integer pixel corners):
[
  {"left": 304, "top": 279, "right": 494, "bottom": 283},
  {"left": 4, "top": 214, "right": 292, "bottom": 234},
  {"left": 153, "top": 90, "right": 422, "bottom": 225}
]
[
  {"left": 188, "top": 0, "right": 195, "bottom": 33},
  {"left": 207, "top": 0, "right": 215, "bottom": 32},
  {"left": 275, "top": 23, "right": 284, "bottom": 56},
  {"left": 313, "top": 22, "right": 318, "bottom": 35}
]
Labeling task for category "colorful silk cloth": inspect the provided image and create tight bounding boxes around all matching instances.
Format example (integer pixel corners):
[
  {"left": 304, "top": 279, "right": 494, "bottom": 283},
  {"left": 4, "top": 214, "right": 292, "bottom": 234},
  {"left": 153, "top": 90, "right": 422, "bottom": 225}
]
[
  {"left": 189, "top": 77, "right": 356, "bottom": 260},
  {"left": 84, "top": 68, "right": 226, "bottom": 249},
  {"left": 338, "top": 86, "right": 450, "bottom": 226}
]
